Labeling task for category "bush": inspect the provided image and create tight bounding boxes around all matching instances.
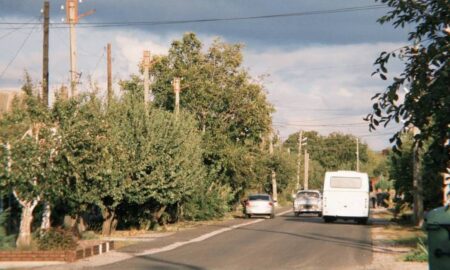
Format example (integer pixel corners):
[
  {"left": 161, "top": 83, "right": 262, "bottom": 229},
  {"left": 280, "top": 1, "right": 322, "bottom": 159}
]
[
  {"left": 183, "top": 182, "right": 233, "bottom": 221},
  {"left": 36, "top": 228, "right": 77, "bottom": 251},
  {"left": 0, "top": 211, "right": 15, "bottom": 250},
  {"left": 81, "top": 230, "right": 99, "bottom": 240}
]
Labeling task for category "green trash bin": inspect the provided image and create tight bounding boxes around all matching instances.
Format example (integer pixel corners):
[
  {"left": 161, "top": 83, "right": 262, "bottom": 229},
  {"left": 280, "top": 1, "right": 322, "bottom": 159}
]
[{"left": 424, "top": 205, "right": 450, "bottom": 270}]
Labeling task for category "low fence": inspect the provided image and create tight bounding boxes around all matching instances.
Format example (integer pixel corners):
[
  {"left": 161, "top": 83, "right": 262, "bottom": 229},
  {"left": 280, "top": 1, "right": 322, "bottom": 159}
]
[{"left": 0, "top": 241, "right": 114, "bottom": 262}]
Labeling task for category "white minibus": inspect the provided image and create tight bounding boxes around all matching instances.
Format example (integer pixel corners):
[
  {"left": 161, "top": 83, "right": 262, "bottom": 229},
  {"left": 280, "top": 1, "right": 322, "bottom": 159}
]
[{"left": 322, "top": 171, "right": 370, "bottom": 224}]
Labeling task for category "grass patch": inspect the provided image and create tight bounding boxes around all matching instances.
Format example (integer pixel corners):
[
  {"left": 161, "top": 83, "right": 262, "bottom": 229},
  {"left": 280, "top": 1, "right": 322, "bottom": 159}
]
[
  {"left": 81, "top": 230, "right": 99, "bottom": 240},
  {"left": 404, "top": 237, "right": 428, "bottom": 262}
]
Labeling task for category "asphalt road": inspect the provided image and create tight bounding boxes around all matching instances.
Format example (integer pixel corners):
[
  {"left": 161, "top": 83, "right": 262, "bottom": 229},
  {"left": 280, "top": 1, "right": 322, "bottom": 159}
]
[{"left": 95, "top": 212, "right": 372, "bottom": 270}]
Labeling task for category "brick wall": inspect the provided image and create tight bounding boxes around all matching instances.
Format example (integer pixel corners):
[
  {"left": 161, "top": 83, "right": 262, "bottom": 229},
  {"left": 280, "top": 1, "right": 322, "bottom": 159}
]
[
  {"left": 0, "top": 251, "right": 75, "bottom": 262},
  {"left": 0, "top": 241, "right": 114, "bottom": 262}
]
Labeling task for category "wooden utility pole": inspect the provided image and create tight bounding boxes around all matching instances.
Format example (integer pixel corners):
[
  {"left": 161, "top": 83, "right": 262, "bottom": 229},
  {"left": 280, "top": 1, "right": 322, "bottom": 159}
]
[
  {"left": 107, "top": 43, "right": 112, "bottom": 104},
  {"left": 304, "top": 149, "right": 309, "bottom": 190},
  {"left": 42, "top": 1, "right": 49, "bottom": 107},
  {"left": 269, "top": 131, "right": 278, "bottom": 205},
  {"left": 67, "top": 0, "right": 78, "bottom": 97},
  {"left": 173, "top": 77, "right": 181, "bottom": 117},
  {"left": 65, "top": 0, "right": 95, "bottom": 98},
  {"left": 296, "top": 131, "right": 303, "bottom": 190},
  {"left": 356, "top": 138, "right": 360, "bottom": 172},
  {"left": 142, "top": 51, "right": 151, "bottom": 105},
  {"left": 443, "top": 139, "right": 450, "bottom": 205}
]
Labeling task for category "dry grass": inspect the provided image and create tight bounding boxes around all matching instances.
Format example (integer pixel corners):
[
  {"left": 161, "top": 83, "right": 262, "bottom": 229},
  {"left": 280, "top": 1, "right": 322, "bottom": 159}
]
[{"left": 369, "top": 208, "right": 428, "bottom": 269}]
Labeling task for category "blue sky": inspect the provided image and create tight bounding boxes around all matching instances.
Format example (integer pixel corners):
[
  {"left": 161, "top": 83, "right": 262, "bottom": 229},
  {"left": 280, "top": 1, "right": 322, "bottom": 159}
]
[{"left": 0, "top": 0, "right": 409, "bottom": 150}]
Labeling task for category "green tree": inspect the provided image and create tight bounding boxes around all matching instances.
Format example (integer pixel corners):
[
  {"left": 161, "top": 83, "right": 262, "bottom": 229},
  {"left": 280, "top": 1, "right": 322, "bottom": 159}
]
[
  {"left": 150, "top": 34, "right": 273, "bottom": 142},
  {"left": 367, "top": 0, "right": 449, "bottom": 172},
  {"left": 138, "top": 33, "right": 274, "bottom": 205},
  {"left": 53, "top": 95, "right": 128, "bottom": 236},
  {"left": 0, "top": 88, "right": 59, "bottom": 248},
  {"left": 283, "top": 131, "right": 373, "bottom": 189},
  {"left": 389, "top": 132, "right": 444, "bottom": 210},
  {"left": 113, "top": 90, "right": 205, "bottom": 228}
]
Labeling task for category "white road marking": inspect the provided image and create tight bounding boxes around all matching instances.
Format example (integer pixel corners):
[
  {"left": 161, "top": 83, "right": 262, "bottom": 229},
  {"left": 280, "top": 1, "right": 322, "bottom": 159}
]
[
  {"left": 138, "top": 208, "right": 293, "bottom": 256},
  {"left": 276, "top": 209, "right": 292, "bottom": 216},
  {"left": 58, "top": 208, "right": 294, "bottom": 268},
  {"left": 138, "top": 219, "right": 263, "bottom": 256}
]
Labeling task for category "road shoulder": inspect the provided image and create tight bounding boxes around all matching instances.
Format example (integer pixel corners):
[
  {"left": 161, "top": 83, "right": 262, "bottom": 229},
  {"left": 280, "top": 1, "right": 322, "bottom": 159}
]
[{"left": 362, "top": 208, "right": 427, "bottom": 270}]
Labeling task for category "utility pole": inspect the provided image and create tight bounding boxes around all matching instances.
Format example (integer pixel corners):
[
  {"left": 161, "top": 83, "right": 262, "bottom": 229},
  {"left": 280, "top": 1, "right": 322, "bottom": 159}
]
[
  {"left": 296, "top": 131, "right": 303, "bottom": 190},
  {"left": 269, "top": 131, "right": 278, "bottom": 205},
  {"left": 173, "top": 77, "right": 181, "bottom": 117},
  {"left": 443, "top": 139, "right": 450, "bottom": 205},
  {"left": 107, "top": 43, "right": 112, "bottom": 104},
  {"left": 42, "top": 1, "right": 49, "bottom": 107},
  {"left": 304, "top": 149, "right": 309, "bottom": 190},
  {"left": 296, "top": 131, "right": 307, "bottom": 190},
  {"left": 356, "top": 138, "right": 360, "bottom": 172},
  {"left": 142, "top": 51, "right": 151, "bottom": 106},
  {"left": 65, "top": 0, "right": 95, "bottom": 98},
  {"left": 66, "top": 0, "right": 78, "bottom": 97}
]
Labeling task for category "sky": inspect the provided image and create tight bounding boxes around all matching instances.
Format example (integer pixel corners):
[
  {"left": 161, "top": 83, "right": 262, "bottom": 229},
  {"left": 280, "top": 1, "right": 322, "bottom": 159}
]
[{"left": 0, "top": 0, "right": 410, "bottom": 150}]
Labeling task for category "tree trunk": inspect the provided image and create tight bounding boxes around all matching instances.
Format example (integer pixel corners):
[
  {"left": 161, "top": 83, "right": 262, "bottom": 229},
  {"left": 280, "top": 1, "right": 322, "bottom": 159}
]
[
  {"left": 77, "top": 215, "right": 86, "bottom": 233},
  {"left": 40, "top": 202, "right": 51, "bottom": 230},
  {"left": 101, "top": 208, "right": 115, "bottom": 236},
  {"left": 150, "top": 205, "right": 167, "bottom": 230},
  {"left": 16, "top": 201, "right": 37, "bottom": 249},
  {"left": 63, "top": 215, "right": 82, "bottom": 238}
]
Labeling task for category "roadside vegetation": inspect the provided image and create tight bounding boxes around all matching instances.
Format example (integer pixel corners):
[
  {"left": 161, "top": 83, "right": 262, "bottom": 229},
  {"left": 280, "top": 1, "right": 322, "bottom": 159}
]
[
  {"left": 0, "top": 0, "right": 447, "bottom": 254},
  {"left": 0, "top": 34, "right": 299, "bottom": 249}
]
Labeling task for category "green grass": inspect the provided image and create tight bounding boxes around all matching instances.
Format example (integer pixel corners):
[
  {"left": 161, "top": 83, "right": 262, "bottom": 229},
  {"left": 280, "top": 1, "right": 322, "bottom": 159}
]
[
  {"left": 389, "top": 235, "right": 426, "bottom": 247},
  {"left": 404, "top": 237, "right": 428, "bottom": 262}
]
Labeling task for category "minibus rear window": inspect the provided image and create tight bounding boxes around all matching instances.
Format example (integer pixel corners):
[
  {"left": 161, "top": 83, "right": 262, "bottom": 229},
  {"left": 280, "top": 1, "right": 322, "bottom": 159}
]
[{"left": 330, "top": 177, "right": 362, "bottom": 189}]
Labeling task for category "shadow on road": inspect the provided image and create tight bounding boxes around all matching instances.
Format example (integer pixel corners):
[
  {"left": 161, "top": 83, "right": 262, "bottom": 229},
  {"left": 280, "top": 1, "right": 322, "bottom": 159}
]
[
  {"left": 122, "top": 255, "right": 206, "bottom": 270},
  {"left": 204, "top": 214, "right": 389, "bottom": 254}
]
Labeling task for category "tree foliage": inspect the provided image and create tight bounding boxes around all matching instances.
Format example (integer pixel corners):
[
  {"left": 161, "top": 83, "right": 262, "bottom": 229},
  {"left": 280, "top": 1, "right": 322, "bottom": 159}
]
[
  {"left": 388, "top": 132, "right": 444, "bottom": 209},
  {"left": 283, "top": 131, "right": 377, "bottom": 189},
  {"left": 140, "top": 33, "right": 275, "bottom": 203},
  {"left": 367, "top": 0, "right": 449, "bottom": 173}
]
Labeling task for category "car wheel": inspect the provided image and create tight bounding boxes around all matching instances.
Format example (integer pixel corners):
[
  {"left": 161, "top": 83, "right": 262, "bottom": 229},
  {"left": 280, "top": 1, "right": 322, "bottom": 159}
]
[
  {"left": 357, "top": 218, "right": 368, "bottom": 225},
  {"left": 270, "top": 213, "right": 275, "bottom": 219},
  {"left": 318, "top": 212, "right": 322, "bottom": 217},
  {"left": 324, "top": 217, "right": 334, "bottom": 223},
  {"left": 245, "top": 214, "right": 252, "bottom": 219}
]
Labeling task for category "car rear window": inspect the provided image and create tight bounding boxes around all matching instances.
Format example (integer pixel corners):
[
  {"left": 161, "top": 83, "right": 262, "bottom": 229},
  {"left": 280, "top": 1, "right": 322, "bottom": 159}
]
[
  {"left": 249, "top": 195, "right": 270, "bottom": 201},
  {"left": 297, "top": 192, "right": 319, "bottom": 198},
  {"left": 330, "top": 177, "right": 362, "bottom": 189}
]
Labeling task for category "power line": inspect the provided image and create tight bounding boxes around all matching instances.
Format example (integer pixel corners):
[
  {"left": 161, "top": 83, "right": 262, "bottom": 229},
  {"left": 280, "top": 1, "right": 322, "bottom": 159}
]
[
  {"left": 284, "top": 114, "right": 366, "bottom": 123},
  {"left": 0, "top": 24, "right": 39, "bottom": 80},
  {"left": 91, "top": 47, "right": 106, "bottom": 79},
  {"left": 273, "top": 121, "right": 368, "bottom": 127},
  {"left": 0, "top": 17, "right": 40, "bottom": 41},
  {"left": 0, "top": 4, "right": 387, "bottom": 29}
]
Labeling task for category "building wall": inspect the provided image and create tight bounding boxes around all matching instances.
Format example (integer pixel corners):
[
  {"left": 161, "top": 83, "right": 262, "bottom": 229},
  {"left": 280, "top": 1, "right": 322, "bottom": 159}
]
[{"left": 0, "top": 90, "right": 23, "bottom": 116}]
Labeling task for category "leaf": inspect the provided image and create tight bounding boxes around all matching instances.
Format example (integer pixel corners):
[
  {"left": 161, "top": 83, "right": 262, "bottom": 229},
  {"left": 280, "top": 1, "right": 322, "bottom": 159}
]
[{"left": 380, "top": 74, "right": 387, "bottom": 80}]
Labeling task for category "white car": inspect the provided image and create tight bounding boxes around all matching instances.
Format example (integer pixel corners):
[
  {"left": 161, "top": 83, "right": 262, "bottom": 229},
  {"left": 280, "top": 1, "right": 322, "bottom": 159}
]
[
  {"left": 293, "top": 190, "right": 322, "bottom": 217},
  {"left": 244, "top": 194, "right": 275, "bottom": 219}
]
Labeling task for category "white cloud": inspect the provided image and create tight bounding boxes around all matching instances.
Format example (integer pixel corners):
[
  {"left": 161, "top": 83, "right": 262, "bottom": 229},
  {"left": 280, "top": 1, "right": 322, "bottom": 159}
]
[
  {"left": 0, "top": 20, "right": 404, "bottom": 150},
  {"left": 244, "top": 42, "right": 405, "bottom": 150}
]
